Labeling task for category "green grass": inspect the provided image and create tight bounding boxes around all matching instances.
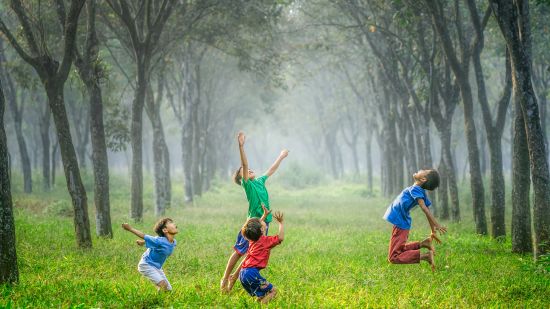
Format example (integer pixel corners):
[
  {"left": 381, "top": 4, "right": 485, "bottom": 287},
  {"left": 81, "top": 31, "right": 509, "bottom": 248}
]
[{"left": 1, "top": 174, "right": 549, "bottom": 308}]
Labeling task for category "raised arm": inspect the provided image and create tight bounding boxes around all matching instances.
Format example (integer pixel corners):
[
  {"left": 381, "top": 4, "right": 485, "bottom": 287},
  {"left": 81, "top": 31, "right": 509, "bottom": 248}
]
[
  {"left": 238, "top": 132, "right": 249, "bottom": 182},
  {"left": 260, "top": 204, "right": 272, "bottom": 225},
  {"left": 418, "top": 199, "right": 447, "bottom": 242},
  {"left": 122, "top": 223, "right": 145, "bottom": 239},
  {"left": 265, "top": 149, "right": 289, "bottom": 177},
  {"left": 273, "top": 211, "right": 284, "bottom": 241}
]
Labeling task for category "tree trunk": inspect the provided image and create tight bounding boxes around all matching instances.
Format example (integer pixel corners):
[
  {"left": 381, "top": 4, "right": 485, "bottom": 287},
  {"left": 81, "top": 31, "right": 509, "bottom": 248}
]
[
  {"left": 40, "top": 104, "right": 51, "bottom": 191},
  {"left": 0, "top": 43, "right": 31, "bottom": 193},
  {"left": 0, "top": 73, "right": 18, "bottom": 284},
  {"left": 438, "top": 145, "right": 450, "bottom": 220},
  {"left": 0, "top": 57, "right": 32, "bottom": 193},
  {"left": 511, "top": 100, "right": 532, "bottom": 253},
  {"left": 130, "top": 64, "right": 147, "bottom": 220},
  {"left": 145, "top": 85, "right": 171, "bottom": 216},
  {"left": 365, "top": 127, "right": 373, "bottom": 193},
  {"left": 89, "top": 84, "right": 112, "bottom": 237},
  {"left": 51, "top": 139, "right": 59, "bottom": 187},
  {"left": 491, "top": 0, "right": 550, "bottom": 256},
  {"left": 73, "top": 0, "right": 113, "bottom": 238},
  {"left": 427, "top": 0, "right": 487, "bottom": 234},
  {"left": 47, "top": 85, "right": 92, "bottom": 248},
  {"left": 181, "top": 53, "right": 195, "bottom": 203}
]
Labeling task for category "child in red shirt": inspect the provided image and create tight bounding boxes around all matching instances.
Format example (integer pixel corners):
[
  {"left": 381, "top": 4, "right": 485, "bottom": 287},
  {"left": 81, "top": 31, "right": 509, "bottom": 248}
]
[{"left": 238, "top": 211, "right": 284, "bottom": 304}]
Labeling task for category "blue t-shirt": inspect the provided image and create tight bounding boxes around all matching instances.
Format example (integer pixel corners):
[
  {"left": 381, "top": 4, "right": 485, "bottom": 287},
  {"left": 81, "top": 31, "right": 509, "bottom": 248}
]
[
  {"left": 383, "top": 185, "right": 432, "bottom": 230},
  {"left": 140, "top": 235, "right": 177, "bottom": 269}
]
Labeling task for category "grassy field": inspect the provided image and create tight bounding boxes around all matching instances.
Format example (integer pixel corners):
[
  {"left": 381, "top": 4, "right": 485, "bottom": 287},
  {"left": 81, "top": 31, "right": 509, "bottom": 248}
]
[{"left": 1, "top": 173, "right": 549, "bottom": 308}]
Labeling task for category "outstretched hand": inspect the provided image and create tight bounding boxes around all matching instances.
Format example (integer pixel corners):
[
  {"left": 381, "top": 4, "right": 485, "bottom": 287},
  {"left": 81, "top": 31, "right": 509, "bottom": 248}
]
[
  {"left": 280, "top": 149, "right": 289, "bottom": 159},
  {"left": 273, "top": 211, "right": 284, "bottom": 223},
  {"left": 122, "top": 223, "right": 131, "bottom": 231},
  {"left": 431, "top": 225, "right": 447, "bottom": 244},
  {"left": 237, "top": 132, "right": 246, "bottom": 146}
]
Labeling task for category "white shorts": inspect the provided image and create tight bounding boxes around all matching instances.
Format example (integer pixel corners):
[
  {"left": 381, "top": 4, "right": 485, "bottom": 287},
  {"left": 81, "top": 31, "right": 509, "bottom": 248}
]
[{"left": 137, "top": 260, "right": 172, "bottom": 291}]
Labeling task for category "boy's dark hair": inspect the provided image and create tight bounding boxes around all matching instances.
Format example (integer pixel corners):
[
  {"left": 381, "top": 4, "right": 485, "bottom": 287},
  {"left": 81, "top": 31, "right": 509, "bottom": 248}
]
[
  {"left": 421, "top": 169, "right": 440, "bottom": 191},
  {"left": 233, "top": 167, "right": 242, "bottom": 185},
  {"left": 241, "top": 218, "right": 262, "bottom": 242},
  {"left": 154, "top": 217, "right": 173, "bottom": 237}
]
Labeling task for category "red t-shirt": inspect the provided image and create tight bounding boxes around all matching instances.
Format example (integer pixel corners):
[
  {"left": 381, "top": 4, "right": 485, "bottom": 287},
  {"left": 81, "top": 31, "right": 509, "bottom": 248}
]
[{"left": 241, "top": 235, "right": 282, "bottom": 269}]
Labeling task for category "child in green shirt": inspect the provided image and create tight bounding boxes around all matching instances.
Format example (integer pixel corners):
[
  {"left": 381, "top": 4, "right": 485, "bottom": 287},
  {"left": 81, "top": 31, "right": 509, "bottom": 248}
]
[{"left": 220, "top": 131, "right": 288, "bottom": 293}]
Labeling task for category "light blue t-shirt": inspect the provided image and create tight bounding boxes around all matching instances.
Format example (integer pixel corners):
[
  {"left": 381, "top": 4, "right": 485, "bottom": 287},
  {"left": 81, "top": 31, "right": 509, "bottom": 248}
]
[
  {"left": 383, "top": 185, "right": 432, "bottom": 230},
  {"left": 141, "top": 235, "right": 177, "bottom": 269}
]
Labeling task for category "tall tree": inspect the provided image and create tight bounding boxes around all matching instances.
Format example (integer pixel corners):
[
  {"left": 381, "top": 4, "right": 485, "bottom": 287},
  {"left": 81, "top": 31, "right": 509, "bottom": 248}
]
[
  {"left": 466, "top": 0, "right": 510, "bottom": 238},
  {"left": 0, "top": 0, "right": 92, "bottom": 248},
  {"left": 0, "top": 64, "right": 18, "bottom": 284},
  {"left": 425, "top": 0, "right": 487, "bottom": 235},
  {"left": 0, "top": 40, "right": 32, "bottom": 193},
  {"left": 74, "top": 0, "right": 113, "bottom": 238},
  {"left": 104, "top": 0, "right": 176, "bottom": 221},
  {"left": 490, "top": 0, "right": 550, "bottom": 255}
]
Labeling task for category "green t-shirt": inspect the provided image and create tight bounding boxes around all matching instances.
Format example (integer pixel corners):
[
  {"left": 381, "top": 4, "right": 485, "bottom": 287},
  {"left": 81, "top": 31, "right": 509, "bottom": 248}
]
[{"left": 242, "top": 175, "right": 272, "bottom": 223}]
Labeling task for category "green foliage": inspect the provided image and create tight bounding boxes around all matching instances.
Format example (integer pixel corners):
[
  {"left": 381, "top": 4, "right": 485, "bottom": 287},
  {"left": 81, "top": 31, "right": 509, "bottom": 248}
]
[{"left": 1, "top": 176, "right": 549, "bottom": 307}]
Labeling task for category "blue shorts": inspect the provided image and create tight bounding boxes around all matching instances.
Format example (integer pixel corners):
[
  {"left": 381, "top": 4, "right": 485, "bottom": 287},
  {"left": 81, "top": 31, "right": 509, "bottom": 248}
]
[
  {"left": 239, "top": 267, "right": 273, "bottom": 297},
  {"left": 233, "top": 222, "right": 269, "bottom": 255}
]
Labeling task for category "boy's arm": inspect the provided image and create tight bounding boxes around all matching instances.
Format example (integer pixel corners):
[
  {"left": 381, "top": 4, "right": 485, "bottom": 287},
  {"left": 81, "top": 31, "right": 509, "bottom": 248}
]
[
  {"left": 418, "top": 199, "right": 447, "bottom": 236},
  {"left": 273, "top": 211, "right": 284, "bottom": 241},
  {"left": 122, "top": 223, "right": 145, "bottom": 239},
  {"left": 260, "top": 204, "right": 272, "bottom": 225},
  {"left": 238, "top": 132, "right": 249, "bottom": 182},
  {"left": 265, "top": 149, "right": 289, "bottom": 177}
]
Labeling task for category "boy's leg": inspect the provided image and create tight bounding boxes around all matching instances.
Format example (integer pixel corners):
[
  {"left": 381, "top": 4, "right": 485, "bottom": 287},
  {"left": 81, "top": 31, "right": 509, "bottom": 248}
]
[
  {"left": 420, "top": 250, "right": 435, "bottom": 271},
  {"left": 388, "top": 226, "right": 420, "bottom": 264},
  {"left": 221, "top": 251, "right": 242, "bottom": 292},
  {"left": 222, "top": 231, "right": 248, "bottom": 292},
  {"left": 157, "top": 269, "right": 172, "bottom": 291},
  {"left": 227, "top": 265, "right": 242, "bottom": 291}
]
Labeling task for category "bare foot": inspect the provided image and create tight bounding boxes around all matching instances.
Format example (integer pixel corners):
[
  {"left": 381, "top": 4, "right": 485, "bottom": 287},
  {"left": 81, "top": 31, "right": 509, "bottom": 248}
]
[
  {"left": 420, "top": 251, "right": 436, "bottom": 272},
  {"left": 260, "top": 288, "right": 277, "bottom": 304},
  {"left": 421, "top": 237, "right": 435, "bottom": 254},
  {"left": 220, "top": 278, "right": 228, "bottom": 293},
  {"left": 227, "top": 273, "right": 238, "bottom": 292}
]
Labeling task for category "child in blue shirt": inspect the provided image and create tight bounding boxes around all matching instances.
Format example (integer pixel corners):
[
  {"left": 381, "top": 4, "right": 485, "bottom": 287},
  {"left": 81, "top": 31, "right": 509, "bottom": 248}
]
[
  {"left": 383, "top": 169, "right": 447, "bottom": 271},
  {"left": 122, "top": 218, "right": 178, "bottom": 291}
]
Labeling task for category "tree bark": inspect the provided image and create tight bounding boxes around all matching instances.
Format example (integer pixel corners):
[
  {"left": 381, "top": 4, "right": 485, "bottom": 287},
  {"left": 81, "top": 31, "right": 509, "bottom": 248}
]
[
  {"left": 40, "top": 104, "right": 51, "bottom": 191},
  {"left": 0, "top": 0, "right": 91, "bottom": 247},
  {"left": 74, "top": 0, "right": 112, "bottom": 237},
  {"left": 145, "top": 82, "right": 171, "bottom": 215},
  {"left": 426, "top": 0, "right": 487, "bottom": 234},
  {"left": 511, "top": 99, "right": 532, "bottom": 253},
  {"left": 0, "top": 71, "right": 18, "bottom": 284},
  {"left": 0, "top": 45, "right": 32, "bottom": 193},
  {"left": 491, "top": 0, "right": 550, "bottom": 256},
  {"left": 47, "top": 84, "right": 92, "bottom": 248}
]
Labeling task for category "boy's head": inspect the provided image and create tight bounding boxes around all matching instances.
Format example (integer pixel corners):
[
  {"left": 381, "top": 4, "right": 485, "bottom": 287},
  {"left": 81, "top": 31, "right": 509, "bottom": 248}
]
[
  {"left": 241, "top": 218, "right": 266, "bottom": 241},
  {"left": 232, "top": 167, "right": 256, "bottom": 185},
  {"left": 154, "top": 218, "right": 178, "bottom": 237},
  {"left": 414, "top": 169, "right": 440, "bottom": 190}
]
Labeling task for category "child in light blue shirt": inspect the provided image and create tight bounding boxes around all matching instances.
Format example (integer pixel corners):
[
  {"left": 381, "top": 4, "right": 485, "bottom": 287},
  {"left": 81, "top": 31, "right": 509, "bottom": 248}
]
[
  {"left": 383, "top": 169, "right": 446, "bottom": 271},
  {"left": 122, "top": 218, "right": 178, "bottom": 291}
]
